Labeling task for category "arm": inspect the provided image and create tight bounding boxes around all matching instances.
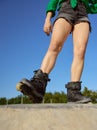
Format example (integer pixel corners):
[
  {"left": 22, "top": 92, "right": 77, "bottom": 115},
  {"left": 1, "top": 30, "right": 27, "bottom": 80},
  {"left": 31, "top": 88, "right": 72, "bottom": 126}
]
[
  {"left": 44, "top": 0, "right": 59, "bottom": 35},
  {"left": 46, "top": 0, "right": 59, "bottom": 17},
  {"left": 43, "top": 12, "right": 53, "bottom": 36}
]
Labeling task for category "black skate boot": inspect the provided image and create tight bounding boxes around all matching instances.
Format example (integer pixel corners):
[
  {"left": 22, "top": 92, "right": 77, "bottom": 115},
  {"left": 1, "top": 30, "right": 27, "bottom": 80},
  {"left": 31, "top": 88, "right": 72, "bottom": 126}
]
[
  {"left": 16, "top": 69, "right": 50, "bottom": 103},
  {"left": 65, "top": 81, "right": 91, "bottom": 104}
]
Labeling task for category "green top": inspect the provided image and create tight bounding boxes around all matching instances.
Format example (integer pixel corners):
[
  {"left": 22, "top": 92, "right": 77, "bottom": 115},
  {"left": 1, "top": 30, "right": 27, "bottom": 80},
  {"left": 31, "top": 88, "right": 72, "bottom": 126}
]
[{"left": 46, "top": 0, "right": 97, "bottom": 17}]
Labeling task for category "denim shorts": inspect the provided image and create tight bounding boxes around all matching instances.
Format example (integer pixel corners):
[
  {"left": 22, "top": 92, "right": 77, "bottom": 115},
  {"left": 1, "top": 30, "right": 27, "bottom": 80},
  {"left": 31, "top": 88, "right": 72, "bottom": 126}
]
[{"left": 55, "top": 0, "right": 91, "bottom": 31}]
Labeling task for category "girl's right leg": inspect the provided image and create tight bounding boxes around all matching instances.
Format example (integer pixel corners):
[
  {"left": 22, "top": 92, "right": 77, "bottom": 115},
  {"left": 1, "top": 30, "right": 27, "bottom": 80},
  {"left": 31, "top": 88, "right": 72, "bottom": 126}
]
[
  {"left": 40, "top": 18, "right": 72, "bottom": 74},
  {"left": 16, "top": 18, "right": 72, "bottom": 103}
]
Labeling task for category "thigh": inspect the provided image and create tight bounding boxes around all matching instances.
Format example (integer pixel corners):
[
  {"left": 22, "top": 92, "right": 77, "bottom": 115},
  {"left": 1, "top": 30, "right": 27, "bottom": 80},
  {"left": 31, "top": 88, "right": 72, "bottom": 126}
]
[
  {"left": 72, "top": 22, "right": 90, "bottom": 50},
  {"left": 50, "top": 18, "right": 72, "bottom": 47}
]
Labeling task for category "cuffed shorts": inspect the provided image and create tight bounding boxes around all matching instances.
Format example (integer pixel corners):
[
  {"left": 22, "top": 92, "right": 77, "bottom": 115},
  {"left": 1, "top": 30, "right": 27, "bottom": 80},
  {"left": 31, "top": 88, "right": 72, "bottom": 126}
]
[{"left": 55, "top": 0, "right": 91, "bottom": 31}]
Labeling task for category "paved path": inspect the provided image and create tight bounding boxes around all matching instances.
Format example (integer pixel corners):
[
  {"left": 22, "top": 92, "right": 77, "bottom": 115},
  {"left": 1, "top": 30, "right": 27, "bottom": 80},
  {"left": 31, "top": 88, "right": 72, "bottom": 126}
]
[{"left": 0, "top": 104, "right": 97, "bottom": 130}]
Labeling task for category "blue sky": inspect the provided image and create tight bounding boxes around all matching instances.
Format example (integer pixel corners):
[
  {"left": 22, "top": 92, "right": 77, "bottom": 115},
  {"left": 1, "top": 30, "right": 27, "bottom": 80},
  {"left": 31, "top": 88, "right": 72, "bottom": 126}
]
[{"left": 0, "top": 0, "right": 97, "bottom": 99}]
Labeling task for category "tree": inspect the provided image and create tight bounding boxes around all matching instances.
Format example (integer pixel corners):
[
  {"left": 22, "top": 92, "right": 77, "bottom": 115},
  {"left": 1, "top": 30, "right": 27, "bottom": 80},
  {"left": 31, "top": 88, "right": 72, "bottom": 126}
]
[
  {"left": 44, "top": 92, "right": 53, "bottom": 103},
  {"left": 52, "top": 91, "right": 67, "bottom": 103},
  {"left": 0, "top": 97, "right": 7, "bottom": 105},
  {"left": 82, "top": 87, "right": 97, "bottom": 103}
]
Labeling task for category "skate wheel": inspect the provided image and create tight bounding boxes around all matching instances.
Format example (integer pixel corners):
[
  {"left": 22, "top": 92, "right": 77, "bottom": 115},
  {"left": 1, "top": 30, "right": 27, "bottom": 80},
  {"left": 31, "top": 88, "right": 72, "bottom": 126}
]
[{"left": 16, "top": 82, "right": 23, "bottom": 91}]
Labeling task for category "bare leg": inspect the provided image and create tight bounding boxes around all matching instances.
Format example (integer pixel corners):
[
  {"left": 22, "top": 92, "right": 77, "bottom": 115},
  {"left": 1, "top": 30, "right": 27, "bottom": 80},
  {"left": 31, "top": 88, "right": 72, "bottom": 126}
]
[
  {"left": 71, "top": 22, "right": 90, "bottom": 81},
  {"left": 40, "top": 18, "right": 72, "bottom": 74},
  {"left": 65, "top": 22, "right": 91, "bottom": 103}
]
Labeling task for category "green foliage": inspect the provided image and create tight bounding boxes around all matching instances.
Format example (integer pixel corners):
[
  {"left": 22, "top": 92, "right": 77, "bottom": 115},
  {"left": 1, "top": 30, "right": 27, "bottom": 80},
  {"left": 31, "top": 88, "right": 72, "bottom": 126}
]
[
  {"left": 82, "top": 87, "right": 97, "bottom": 103},
  {"left": 44, "top": 91, "right": 67, "bottom": 103},
  {"left": 0, "top": 87, "right": 97, "bottom": 104},
  {"left": 52, "top": 91, "right": 67, "bottom": 103},
  {"left": 0, "top": 97, "right": 7, "bottom": 105},
  {"left": 44, "top": 92, "right": 53, "bottom": 103},
  {"left": 23, "top": 96, "right": 32, "bottom": 104},
  {"left": 8, "top": 95, "right": 22, "bottom": 104},
  {"left": 8, "top": 95, "right": 32, "bottom": 104}
]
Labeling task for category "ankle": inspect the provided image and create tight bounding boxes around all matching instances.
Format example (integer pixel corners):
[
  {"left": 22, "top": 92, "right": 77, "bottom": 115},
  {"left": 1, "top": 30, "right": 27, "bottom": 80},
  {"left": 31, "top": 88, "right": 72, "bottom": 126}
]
[{"left": 33, "top": 69, "right": 50, "bottom": 82}]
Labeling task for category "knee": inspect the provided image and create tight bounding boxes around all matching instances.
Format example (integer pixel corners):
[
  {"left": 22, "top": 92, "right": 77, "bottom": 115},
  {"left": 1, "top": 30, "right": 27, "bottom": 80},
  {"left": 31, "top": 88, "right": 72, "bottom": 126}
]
[
  {"left": 74, "top": 46, "right": 86, "bottom": 59},
  {"left": 48, "top": 42, "right": 63, "bottom": 54}
]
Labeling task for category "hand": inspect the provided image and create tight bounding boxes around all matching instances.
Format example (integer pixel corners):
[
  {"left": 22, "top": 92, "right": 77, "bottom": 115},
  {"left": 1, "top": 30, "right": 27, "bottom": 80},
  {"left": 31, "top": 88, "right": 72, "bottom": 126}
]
[{"left": 43, "top": 20, "right": 53, "bottom": 36}]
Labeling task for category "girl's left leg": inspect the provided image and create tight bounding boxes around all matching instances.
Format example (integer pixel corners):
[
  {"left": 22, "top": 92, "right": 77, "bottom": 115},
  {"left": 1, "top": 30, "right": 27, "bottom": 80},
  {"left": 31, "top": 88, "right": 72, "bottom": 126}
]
[
  {"left": 71, "top": 22, "right": 90, "bottom": 81},
  {"left": 65, "top": 22, "right": 91, "bottom": 103}
]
